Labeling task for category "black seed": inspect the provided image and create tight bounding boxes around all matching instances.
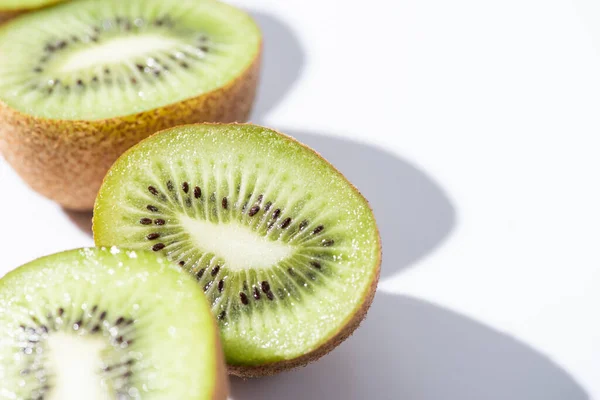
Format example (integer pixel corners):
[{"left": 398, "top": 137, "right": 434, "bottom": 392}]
[
  {"left": 312, "top": 225, "right": 324, "bottom": 235},
  {"left": 152, "top": 243, "right": 165, "bottom": 251},
  {"left": 116, "top": 317, "right": 125, "bottom": 325},
  {"left": 92, "top": 76, "right": 98, "bottom": 82},
  {"left": 257, "top": 194, "right": 263, "bottom": 203},
  {"left": 266, "top": 291, "right": 275, "bottom": 301},
  {"left": 218, "top": 280, "right": 224, "bottom": 292},
  {"left": 155, "top": 19, "right": 164, "bottom": 27},
  {"left": 211, "top": 265, "right": 220, "bottom": 276},
  {"left": 288, "top": 268, "right": 296, "bottom": 276},
  {"left": 166, "top": 181, "right": 174, "bottom": 191},
  {"left": 197, "top": 268, "right": 206, "bottom": 279},
  {"left": 322, "top": 239, "right": 335, "bottom": 247},
  {"left": 240, "top": 292, "right": 249, "bottom": 305},
  {"left": 154, "top": 219, "right": 165, "bottom": 225},
  {"left": 261, "top": 281, "right": 271, "bottom": 293},
  {"left": 148, "top": 186, "right": 159, "bottom": 195},
  {"left": 146, "top": 233, "right": 160, "bottom": 240},
  {"left": 200, "top": 46, "right": 209, "bottom": 52},
  {"left": 90, "top": 36, "right": 99, "bottom": 42},
  {"left": 44, "top": 43, "right": 55, "bottom": 52},
  {"left": 99, "top": 311, "right": 107, "bottom": 320},
  {"left": 92, "top": 305, "right": 98, "bottom": 313},
  {"left": 272, "top": 209, "right": 281, "bottom": 219},
  {"left": 47, "top": 88, "right": 53, "bottom": 94},
  {"left": 264, "top": 202, "right": 272, "bottom": 211},
  {"left": 218, "top": 311, "right": 226, "bottom": 320},
  {"left": 71, "top": 35, "right": 79, "bottom": 42},
  {"left": 34, "top": 67, "right": 42, "bottom": 73},
  {"left": 93, "top": 26, "right": 101, "bottom": 33},
  {"left": 75, "top": 319, "right": 82, "bottom": 327},
  {"left": 178, "top": 261, "right": 185, "bottom": 266},
  {"left": 57, "top": 41, "right": 67, "bottom": 49},
  {"left": 180, "top": 62, "right": 189, "bottom": 69},
  {"left": 131, "top": 77, "right": 137, "bottom": 84},
  {"left": 125, "top": 319, "right": 134, "bottom": 326},
  {"left": 91, "top": 325, "right": 101, "bottom": 333},
  {"left": 123, "top": 371, "right": 133, "bottom": 378},
  {"left": 104, "top": 68, "right": 110, "bottom": 74},
  {"left": 40, "top": 325, "right": 48, "bottom": 334},
  {"left": 58, "top": 308, "right": 64, "bottom": 316},
  {"left": 140, "top": 218, "right": 152, "bottom": 225},
  {"left": 310, "top": 261, "right": 322, "bottom": 269},
  {"left": 147, "top": 205, "right": 158, "bottom": 212},
  {"left": 182, "top": 182, "right": 189, "bottom": 193},
  {"left": 136, "top": 64, "right": 144, "bottom": 71},
  {"left": 253, "top": 287, "right": 261, "bottom": 300},
  {"left": 222, "top": 197, "right": 228, "bottom": 209},
  {"left": 194, "top": 186, "right": 201, "bottom": 199},
  {"left": 77, "top": 79, "right": 83, "bottom": 86},
  {"left": 280, "top": 217, "right": 292, "bottom": 229},
  {"left": 248, "top": 205, "right": 260, "bottom": 217},
  {"left": 116, "top": 336, "right": 124, "bottom": 343}
]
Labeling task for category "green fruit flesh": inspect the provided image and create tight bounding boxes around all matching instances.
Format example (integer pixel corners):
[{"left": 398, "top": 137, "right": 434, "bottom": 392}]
[
  {"left": 0, "top": 0, "right": 260, "bottom": 120},
  {"left": 0, "top": 0, "right": 61, "bottom": 11},
  {"left": 0, "top": 247, "right": 221, "bottom": 399},
  {"left": 93, "top": 124, "right": 381, "bottom": 367}
]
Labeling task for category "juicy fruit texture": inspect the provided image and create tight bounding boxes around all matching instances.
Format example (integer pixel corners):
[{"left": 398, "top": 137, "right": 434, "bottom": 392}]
[
  {"left": 93, "top": 124, "right": 381, "bottom": 375},
  {"left": 0, "top": 0, "right": 260, "bottom": 120},
  {"left": 0, "top": 0, "right": 261, "bottom": 210},
  {"left": 0, "top": 248, "right": 228, "bottom": 399}
]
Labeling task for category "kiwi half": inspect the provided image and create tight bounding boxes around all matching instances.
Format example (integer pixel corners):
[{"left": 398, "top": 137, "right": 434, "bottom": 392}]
[
  {"left": 0, "top": 247, "right": 228, "bottom": 399},
  {"left": 0, "top": 0, "right": 261, "bottom": 210},
  {"left": 93, "top": 124, "right": 382, "bottom": 377}
]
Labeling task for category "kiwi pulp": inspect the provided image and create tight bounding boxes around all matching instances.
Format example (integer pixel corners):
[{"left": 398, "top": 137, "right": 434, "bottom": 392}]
[
  {"left": 0, "top": 0, "right": 261, "bottom": 209},
  {"left": 0, "top": 247, "right": 228, "bottom": 399},
  {"left": 0, "top": 0, "right": 65, "bottom": 24},
  {"left": 93, "top": 124, "right": 382, "bottom": 377}
]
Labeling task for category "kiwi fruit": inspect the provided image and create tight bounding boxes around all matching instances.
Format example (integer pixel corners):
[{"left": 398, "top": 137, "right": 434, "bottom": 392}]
[
  {"left": 0, "top": 0, "right": 261, "bottom": 210},
  {"left": 93, "top": 123, "right": 382, "bottom": 377},
  {"left": 0, "top": 0, "right": 65, "bottom": 24},
  {"left": 0, "top": 247, "right": 228, "bottom": 399}
]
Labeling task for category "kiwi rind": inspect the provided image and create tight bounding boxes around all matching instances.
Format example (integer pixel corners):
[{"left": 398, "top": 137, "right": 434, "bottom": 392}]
[
  {"left": 92, "top": 123, "right": 382, "bottom": 377},
  {"left": 0, "top": 247, "right": 230, "bottom": 398},
  {"left": 0, "top": 0, "right": 65, "bottom": 23},
  {"left": 0, "top": 51, "right": 261, "bottom": 210}
]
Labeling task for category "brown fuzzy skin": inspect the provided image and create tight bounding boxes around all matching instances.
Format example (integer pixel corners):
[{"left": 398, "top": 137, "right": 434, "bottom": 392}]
[
  {"left": 212, "top": 329, "right": 230, "bottom": 399},
  {"left": 0, "top": 0, "right": 66, "bottom": 24},
  {"left": 0, "top": 10, "right": 22, "bottom": 24},
  {"left": 0, "top": 50, "right": 261, "bottom": 210}
]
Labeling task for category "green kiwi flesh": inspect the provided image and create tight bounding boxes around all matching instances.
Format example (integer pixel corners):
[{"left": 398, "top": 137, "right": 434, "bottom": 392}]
[
  {"left": 0, "top": 247, "right": 228, "bottom": 399},
  {"left": 0, "top": 0, "right": 260, "bottom": 120},
  {"left": 93, "top": 124, "right": 382, "bottom": 374}
]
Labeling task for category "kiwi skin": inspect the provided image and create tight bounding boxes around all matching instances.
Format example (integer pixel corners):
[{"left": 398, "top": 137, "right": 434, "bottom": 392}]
[
  {"left": 0, "top": 49, "right": 260, "bottom": 210},
  {"left": 92, "top": 122, "right": 382, "bottom": 378},
  {"left": 0, "top": 0, "right": 66, "bottom": 24}
]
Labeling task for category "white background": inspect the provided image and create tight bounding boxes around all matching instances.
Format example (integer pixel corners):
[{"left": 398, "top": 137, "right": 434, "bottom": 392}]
[{"left": 1, "top": 0, "right": 599, "bottom": 398}]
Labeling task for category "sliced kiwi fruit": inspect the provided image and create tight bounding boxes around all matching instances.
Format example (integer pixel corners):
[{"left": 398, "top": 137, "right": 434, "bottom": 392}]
[
  {"left": 0, "top": 0, "right": 65, "bottom": 24},
  {"left": 0, "top": 0, "right": 261, "bottom": 210},
  {"left": 93, "top": 124, "right": 382, "bottom": 377},
  {"left": 0, "top": 247, "right": 228, "bottom": 399}
]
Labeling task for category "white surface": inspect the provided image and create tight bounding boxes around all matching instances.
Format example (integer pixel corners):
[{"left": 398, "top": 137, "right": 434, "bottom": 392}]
[{"left": 1, "top": 0, "right": 599, "bottom": 399}]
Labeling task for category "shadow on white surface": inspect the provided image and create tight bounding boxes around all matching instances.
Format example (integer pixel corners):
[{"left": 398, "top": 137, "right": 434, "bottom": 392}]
[
  {"left": 63, "top": 209, "right": 93, "bottom": 236},
  {"left": 248, "top": 11, "right": 305, "bottom": 120},
  {"left": 288, "top": 130, "right": 455, "bottom": 279},
  {"left": 230, "top": 132, "right": 587, "bottom": 399},
  {"left": 231, "top": 294, "right": 588, "bottom": 400}
]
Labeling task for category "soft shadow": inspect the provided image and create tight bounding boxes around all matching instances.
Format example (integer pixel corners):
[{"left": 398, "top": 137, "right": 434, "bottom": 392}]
[
  {"left": 286, "top": 129, "right": 455, "bottom": 279},
  {"left": 63, "top": 209, "right": 93, "bottom": 237},
  {"left": 249, "top": 12, "right": 305, "bottom": 120},
  {"left": 231, "top": 294, "right": 589, "bottom": 400}
]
